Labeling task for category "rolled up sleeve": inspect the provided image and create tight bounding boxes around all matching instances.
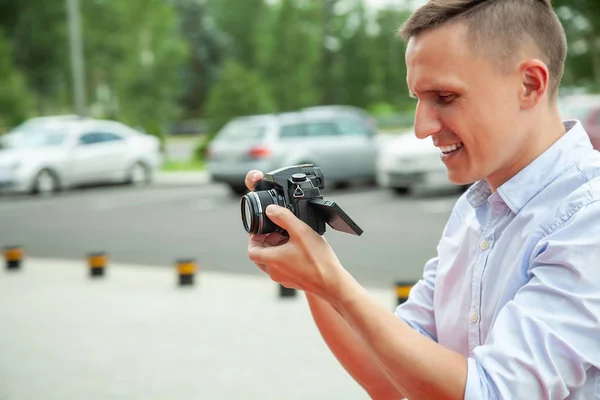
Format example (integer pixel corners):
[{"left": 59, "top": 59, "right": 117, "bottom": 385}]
[
  {"left": 463, "top": 200, "right": 600, "bottom": 399},
  {"left": 394, "top": 256, "right": 438, "bottom": 342}
]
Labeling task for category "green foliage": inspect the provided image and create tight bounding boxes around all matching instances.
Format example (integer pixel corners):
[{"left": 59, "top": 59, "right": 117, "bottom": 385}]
[
  {"left": 553, "top": 1, "right": 600, "bottom": 90},
  {"left": 369, "top": 102, "right": 397, "bottom": 117},
  {"left": 0, "top": 29, "right": 35, "bottom": 128},
  {"left": 1, "top": 0, "right": 599, "bottom": 134},
  {"left": 175, "top": 0, "right": 227, "bottom": 118},
  {"left": 0, "top": 0, "right": 69, "bottom": 114},
  {"left": 267, "top": 0, "right": 321, "bottom": 111},
  {"left": 194, "top": 60, "right": 277, "bottom": 160}
]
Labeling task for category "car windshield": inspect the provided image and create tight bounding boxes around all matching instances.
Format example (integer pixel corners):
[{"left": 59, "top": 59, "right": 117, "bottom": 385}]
[{"left": 218, "top": 119, "right": 267, "bottom": 141}]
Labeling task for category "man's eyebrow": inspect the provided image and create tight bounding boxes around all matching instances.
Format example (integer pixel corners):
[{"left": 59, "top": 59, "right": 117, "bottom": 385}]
[{"left": 409, "top": 86, "right": 460, "bottom": 98}]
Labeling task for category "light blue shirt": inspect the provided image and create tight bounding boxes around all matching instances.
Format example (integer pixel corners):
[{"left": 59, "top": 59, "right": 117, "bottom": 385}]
[{"left": 395, "top": 120, "right": 600, "bottom": 399}]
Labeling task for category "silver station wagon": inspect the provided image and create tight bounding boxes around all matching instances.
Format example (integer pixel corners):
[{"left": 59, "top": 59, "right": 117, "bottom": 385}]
[{"left": 206, "top": 108, "right": 379, "bottom": 195}]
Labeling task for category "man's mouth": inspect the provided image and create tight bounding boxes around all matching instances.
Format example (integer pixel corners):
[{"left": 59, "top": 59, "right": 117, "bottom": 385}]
[{"left": 439, "top": 142, "right": 463, "bottom": 155}]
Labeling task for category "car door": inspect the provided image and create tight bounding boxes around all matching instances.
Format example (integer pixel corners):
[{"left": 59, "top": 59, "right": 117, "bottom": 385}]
[
  {"left": 283, "top": 121, "right": 348, "bottom": 181},
  {"left": 68, "top": 131, "right": 128, "bottom": 184},
  {"left": 331, "top": 117, "right": 378, "bottom": 179},
  {"left": 94, "top": 131, "right": 129, "bottom": 178}
]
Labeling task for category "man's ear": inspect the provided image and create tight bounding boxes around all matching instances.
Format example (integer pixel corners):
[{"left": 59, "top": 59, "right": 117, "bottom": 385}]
[{"left": 519, "top": 59, "right": 549, "bottom": 110}]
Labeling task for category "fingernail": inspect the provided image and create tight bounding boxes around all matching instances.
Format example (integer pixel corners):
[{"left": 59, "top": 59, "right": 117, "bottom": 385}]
[
  {"left": 266, "top": 205, "right": 277, "bottom": 216},
  {"left": 252, "top": 172, "right": 261, "bottom": 180}
]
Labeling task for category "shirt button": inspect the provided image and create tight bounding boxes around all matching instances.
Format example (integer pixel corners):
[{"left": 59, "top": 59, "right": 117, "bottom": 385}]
[
  {"left": 480, "top": 240, "right": 489, "bottom": 250},
  {"left": 470, "top": 312, "right": 478, "bottom": 323}
]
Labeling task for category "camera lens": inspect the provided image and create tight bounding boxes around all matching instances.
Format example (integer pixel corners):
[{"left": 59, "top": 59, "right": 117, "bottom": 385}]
[{"left": 240, "top": 189, "right": 284, "bottom": 234}]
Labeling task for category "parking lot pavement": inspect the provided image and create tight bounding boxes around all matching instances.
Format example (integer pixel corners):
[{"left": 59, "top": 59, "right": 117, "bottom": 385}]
[
  {"left": 0, "top": 257, "right": 401, "bottom": 399},
  {"left": 0, "top": 183, "right": 461, "bottom": 289}
]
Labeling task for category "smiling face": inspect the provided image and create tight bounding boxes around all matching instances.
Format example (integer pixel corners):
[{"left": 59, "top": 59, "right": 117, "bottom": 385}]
[{"left": 405, "top": 22, "right": 539, "bottom": 188}]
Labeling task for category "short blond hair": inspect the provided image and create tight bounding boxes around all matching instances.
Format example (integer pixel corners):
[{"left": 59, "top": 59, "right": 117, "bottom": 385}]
[{"left": 399, "top": 0, "right": 567, "bottom": 99}]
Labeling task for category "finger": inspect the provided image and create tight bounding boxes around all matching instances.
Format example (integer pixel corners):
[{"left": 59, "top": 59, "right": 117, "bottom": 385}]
[
  {"left": 248, "top": 241, "right": 286, "bottom": 266},
  {"left": 264, "top": 232, "right": 289, "bottom": 246},
  {"left": 265, "top": 204, "right": 312, "bottom": 239},
  {"left": 245, "top": 170, "right": 264, "bottom": 191},
  {"left": 249, "top": 233, "right": 269, "bottom": 247},
  {"left": 255, "top": 263, "right": 268, "bottom": 273}
]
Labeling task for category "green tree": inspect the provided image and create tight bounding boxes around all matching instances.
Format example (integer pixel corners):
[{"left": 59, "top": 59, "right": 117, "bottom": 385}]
[
  {"left": 370, "top": 8, "right": 412, "bottom": 111},
  {"left": 0, "top": 0, "right": 69, "bottom": 114},
  {"left": 0, "top": 29, "right": 35, "bottom": 129},
  {"left": 195, "top": 60, "right": 276, "bottom": 159},
  {"left": 337, "top": 1, "right": 374, "bottom": 109},
  {"left": 81, "top": 0, "right": 188, "bottom": 146},
  {"left": 174, "top": 0, "right": 227, "bottom": 118},
  {"left": 208, "top": 0, "right": 273, "bottom": 72},
  {"left": 267, "top": 0, "right": 321, "bottom": 111},
  {"left": 552, "top": 1, "right": 600, "bottom": 91}
]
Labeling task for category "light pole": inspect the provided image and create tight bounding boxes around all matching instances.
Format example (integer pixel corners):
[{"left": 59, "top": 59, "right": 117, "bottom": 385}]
[{"left": 66, "top": 0, "right": 87, "bottom": 116}]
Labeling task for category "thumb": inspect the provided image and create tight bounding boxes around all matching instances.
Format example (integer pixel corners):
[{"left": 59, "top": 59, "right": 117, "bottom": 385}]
[{"left": 265, "top": 204, "right": 309, "bottom": 237}]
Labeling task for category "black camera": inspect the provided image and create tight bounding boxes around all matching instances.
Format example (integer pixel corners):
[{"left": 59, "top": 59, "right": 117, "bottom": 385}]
[{"left": 240, "top": 164, "right": 363, "bottom": 237}]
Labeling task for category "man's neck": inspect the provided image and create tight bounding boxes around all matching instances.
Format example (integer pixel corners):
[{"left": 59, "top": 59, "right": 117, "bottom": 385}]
[{"left": 486, "top": 112, "right": 566, "bottom": 193}]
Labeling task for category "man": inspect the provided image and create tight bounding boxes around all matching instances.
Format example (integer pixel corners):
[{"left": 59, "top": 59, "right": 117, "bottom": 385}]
[{"left": 246, "top": 0, "right": 600, "bottom": 398}]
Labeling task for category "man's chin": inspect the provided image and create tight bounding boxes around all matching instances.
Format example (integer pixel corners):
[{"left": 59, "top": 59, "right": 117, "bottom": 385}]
[{"left": 447, "top": 171, "right": 478, "bottom": 186}]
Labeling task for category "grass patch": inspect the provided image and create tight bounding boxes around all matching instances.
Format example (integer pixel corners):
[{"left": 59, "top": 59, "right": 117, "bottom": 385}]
[
  {"left": 164, "top": 134, "right": 204, "bottom": 143},
  {"left": 378, "top": 125, "right": 413, "bottom": 134},
  {"left": 161, "top": 158, "right": 206, "bottom": 172}
]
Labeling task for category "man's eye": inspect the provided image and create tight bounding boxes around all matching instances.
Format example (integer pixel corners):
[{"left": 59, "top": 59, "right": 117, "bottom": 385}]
[{"left": 437, "top": 94, "right": 455, "bottom": 104}]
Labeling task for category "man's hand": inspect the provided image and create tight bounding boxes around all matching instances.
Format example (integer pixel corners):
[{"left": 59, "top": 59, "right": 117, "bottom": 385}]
[{"left": 244, "top": 169, "right": 350, "bottom": 301}]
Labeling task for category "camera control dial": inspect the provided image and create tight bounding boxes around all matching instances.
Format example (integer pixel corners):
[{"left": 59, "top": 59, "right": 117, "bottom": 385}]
[{"left": 291, "top": 173, "right": 306, "bottom": 182}]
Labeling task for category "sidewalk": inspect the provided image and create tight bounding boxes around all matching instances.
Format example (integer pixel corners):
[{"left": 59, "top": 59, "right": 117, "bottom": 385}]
[{"left": 0, "top": 258, "right": 398, "bottom": 400}]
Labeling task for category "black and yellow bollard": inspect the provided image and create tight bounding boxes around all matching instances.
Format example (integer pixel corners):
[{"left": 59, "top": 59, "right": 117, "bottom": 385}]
[
  {"left": 176, "top": 258, "right": 197, "bottom": 286},
  {"left": 4, "top": 245, "right": 24, "bottom": 271},
  {"left": 88, "top": 252, "right": 108, "bottom": 277},
  {"left": 279, "top": 284, "right": 296, "bottom": 298},
  {"left": 395, "top": 281, "right": 414, "bottom": 306}
]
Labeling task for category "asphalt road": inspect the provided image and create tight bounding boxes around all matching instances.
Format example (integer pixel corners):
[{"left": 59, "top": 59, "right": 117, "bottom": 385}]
[{"left": 0, "top": 183, "right": 462, "bottom": 289}]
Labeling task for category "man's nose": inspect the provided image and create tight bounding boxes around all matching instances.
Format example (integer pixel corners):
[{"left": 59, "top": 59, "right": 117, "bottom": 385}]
[{"left": 414, "top": 102, "right": 442, "bottom": 140}]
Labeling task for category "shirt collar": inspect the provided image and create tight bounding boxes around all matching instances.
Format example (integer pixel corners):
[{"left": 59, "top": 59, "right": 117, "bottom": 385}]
[{"left": 466, "top": 120, "right": 592, "bottom": 213}]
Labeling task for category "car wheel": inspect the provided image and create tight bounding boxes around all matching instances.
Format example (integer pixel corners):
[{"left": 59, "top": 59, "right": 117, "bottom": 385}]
[
  {"left": 31, "top": 169, "right": 60, "bottom": 196},
  {"left": 127, "top": 162, "right": 151, "bottom": 187},
  {"left": 392, "top": 187, "right": 410, "bottom": 195}
]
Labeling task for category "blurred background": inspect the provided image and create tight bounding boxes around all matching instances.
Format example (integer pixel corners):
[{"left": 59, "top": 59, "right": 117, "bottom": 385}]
[{"left": 0, "top": 0, "right": 599, "bottom": 399}]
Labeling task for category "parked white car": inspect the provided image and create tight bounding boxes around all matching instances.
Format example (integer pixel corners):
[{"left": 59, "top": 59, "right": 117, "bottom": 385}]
[
  {"left": 0, "top": 115, "right": 163, "bottom": 195},
  {"left": 376, "top": 129, "right": 465, "bottom": 195}
]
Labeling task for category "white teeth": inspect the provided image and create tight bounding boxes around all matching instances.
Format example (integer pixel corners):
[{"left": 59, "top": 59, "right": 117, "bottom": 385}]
[{"left": 440, "top": 142, "right": 463, "bottom": 153}]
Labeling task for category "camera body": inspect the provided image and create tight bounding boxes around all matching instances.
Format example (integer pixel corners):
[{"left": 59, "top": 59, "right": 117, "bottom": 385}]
[{"left": 241, "top": 164, "right": 363, "bottom": 237}]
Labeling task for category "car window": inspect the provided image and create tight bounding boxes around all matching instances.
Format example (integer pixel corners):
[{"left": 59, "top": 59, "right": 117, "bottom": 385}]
[
  {"left": 98, "top": 132, "right": 124, "bottom": 142},
  {"left": 218, "top": 120, "right": 268, "bottom": 140},
  {"left": 79, "top": 133, "right": 103, "bottom": 145},
  {"left": 304, "top": 122, "right": 338, "bottom": 137},
  {"left": 279, "top": 122, "right": 339, "bottom": 139},
  {"left": 279, "top": 124, "right": 305, "bottom": 138},
  {"left": 79, "top": 131, "right": 124, "bottom": 145},
  {"left": 334, "top": 119, "right": 372, "bottom": 137}
]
